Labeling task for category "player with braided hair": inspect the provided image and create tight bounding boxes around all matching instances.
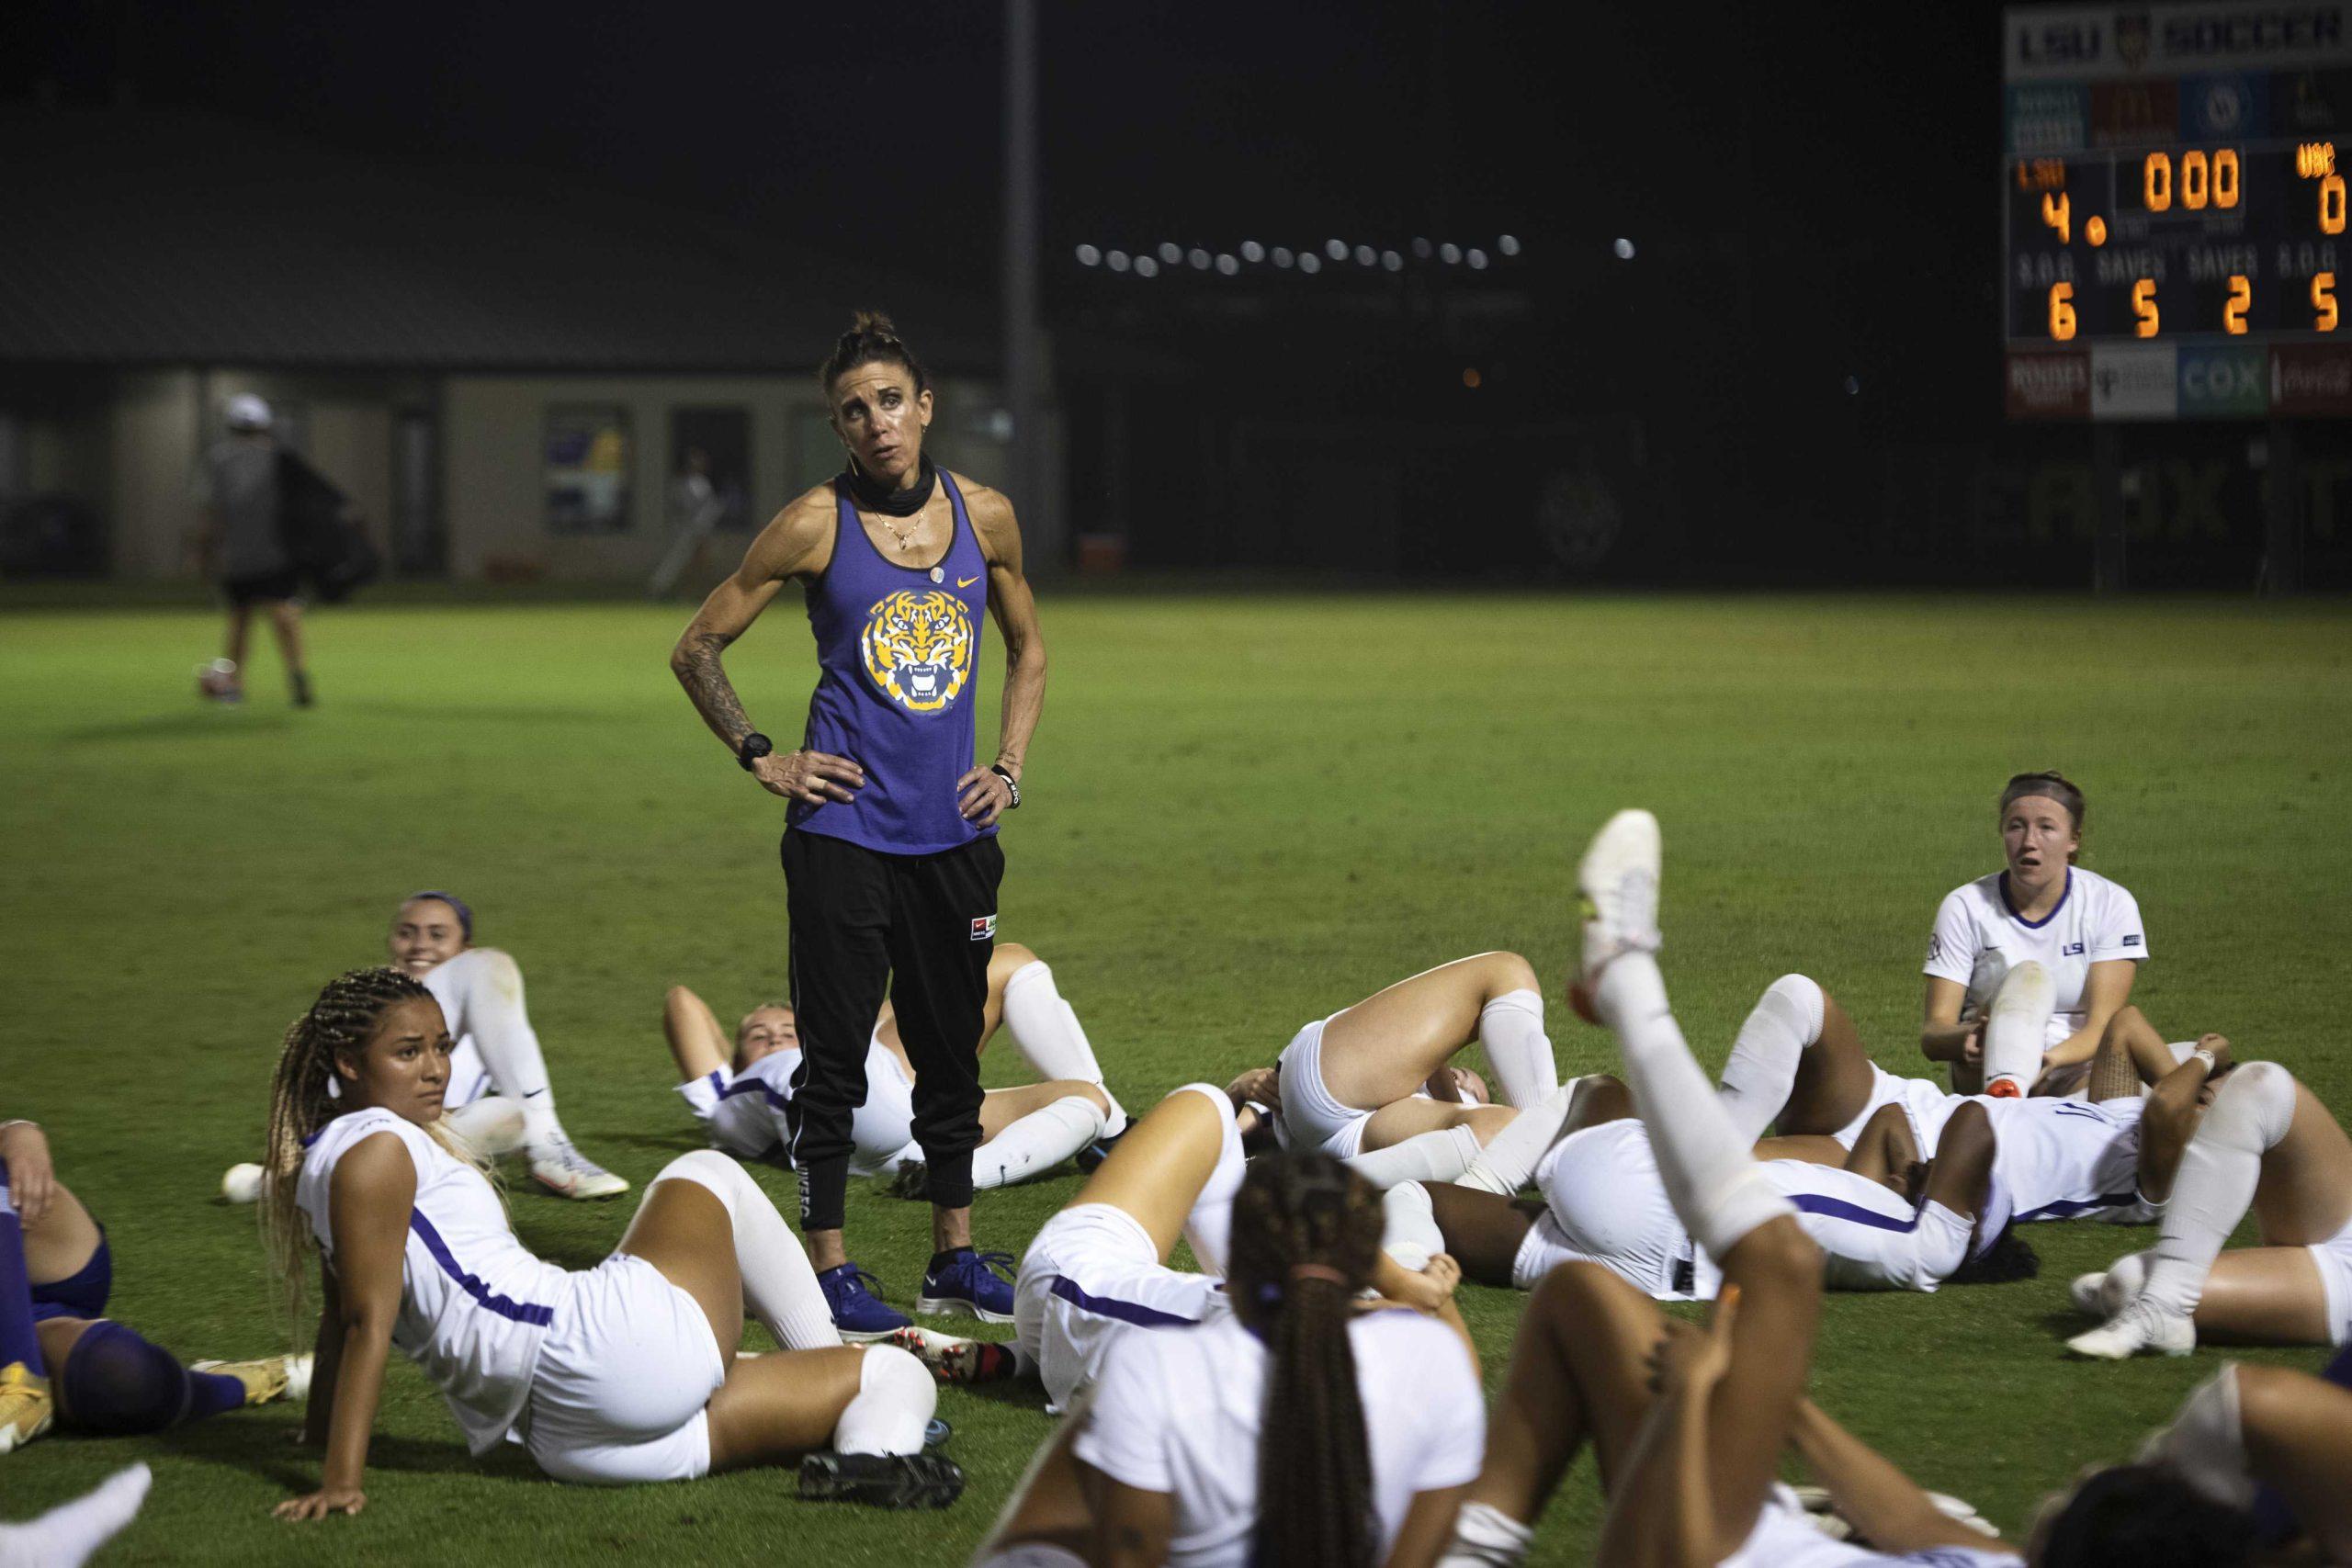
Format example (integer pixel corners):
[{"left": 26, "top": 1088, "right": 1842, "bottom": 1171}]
[{"left": 262, "top": 967, "right": 961, "bottom": 1518}]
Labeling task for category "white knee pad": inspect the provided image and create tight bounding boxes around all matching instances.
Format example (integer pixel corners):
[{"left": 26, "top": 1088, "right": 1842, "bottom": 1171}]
[
  {"left": 650, "top": 1148, "right": 752, "bottom": 1217},
  {"left": 1764, "top": 974, "right": 1826, "bottom": 1043},
  {"left": 2213, "top": 1061, "right": 2299, "bottom": 1152},
  {"left": 1380, "top": 1181, "right": 1443, "bottom": 1272},
  {"left": 835, "top": 1344, "right": 936, "bottom": 1457},
  {"left": 2139, "top": 1363, "right": 2255, "bottom": 1508}
]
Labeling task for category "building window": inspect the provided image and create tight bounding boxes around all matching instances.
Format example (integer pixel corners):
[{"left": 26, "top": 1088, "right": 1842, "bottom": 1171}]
[{"left": 545, "top": 406, "right": 631, "bottom": 533}]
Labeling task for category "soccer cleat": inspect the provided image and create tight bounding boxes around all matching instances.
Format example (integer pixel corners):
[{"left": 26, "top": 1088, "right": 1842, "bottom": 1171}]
[
  {"left": 0, "top": 1362, "right": 54, "bottom": 1453},
  {"left": 2069, "top": 1271, "right": 2112, "bottom": 1318},
  {"left": 820, "top": 1263, "right": 913, "bottom": 1341},
  {"left": 528, "top": 1141, "right": 629, "bottom": 1201},
  {"left": 916, "top": 1248, "right": 1016, "bottom": 1324},
  {"left": 888, "top": 1160, "right": 931, "bottom": 1202},
  {"left": 1984, "top": 962, "right": 2057, "bottom": 1097},
  {"left": 1075, "top": 1125, "right": 1128, "bottom": 1175},
  {"left": 2067, "top": 1298, "right": 2196, "bottom": 1360},
  {"left": 888, "top": 1326, "right": 1017, "bottom": 1385},
  {"left": 196, "top": 659, "right": 243, "bottom": 704},
  {"left": 1984, "top": 1078, "right": 2024, "bottom": 1099},
  {"left": 290, "top": 671, "right": 315, "bottom": 708},
  {"left": 1569, "top": 809, "right": 1662, "bottom": 1023},
  {"left": 922, "top": 1416, "right": 950, "bottom": 1450},
  {"left": 797, "top": 1449, "right": 966, "bottom": 1509},
  {"left": 190, "top": 1352, "right": 313, "bottom": 1407}
]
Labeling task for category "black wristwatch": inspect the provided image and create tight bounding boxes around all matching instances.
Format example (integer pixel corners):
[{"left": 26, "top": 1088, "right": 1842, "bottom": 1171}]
[{"left": 736, "top": 732, "right": 774, "bottom": 771}]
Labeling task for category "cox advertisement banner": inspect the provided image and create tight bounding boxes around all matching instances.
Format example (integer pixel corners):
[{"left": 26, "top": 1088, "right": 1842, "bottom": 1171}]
[{"left": 2178, "top": 344, "right": 2270, "bottom": 414}]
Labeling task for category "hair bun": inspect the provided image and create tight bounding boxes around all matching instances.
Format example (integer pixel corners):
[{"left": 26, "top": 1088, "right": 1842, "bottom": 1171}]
[{"left": 849, "top": 310, "right": 899, "bottom": 342}]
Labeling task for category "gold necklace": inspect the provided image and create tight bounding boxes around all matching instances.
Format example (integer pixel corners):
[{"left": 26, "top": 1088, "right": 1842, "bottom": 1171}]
[{"left": 876, "top": 508, "right": 928, "bottom": 553}]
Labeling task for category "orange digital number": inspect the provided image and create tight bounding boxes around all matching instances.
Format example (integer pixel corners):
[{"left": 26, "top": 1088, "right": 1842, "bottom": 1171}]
[
  {"left": 2316, "top": 271, "right": 2339, "bottom": 331},
  {"left": 2133, "top": 278, "right": 2160, "bottom": 337},
  {"left": 2215, "top": 148, "right": 2240, "bottom": 209},
  {"left": 2226, "top": 275, "right": 2251, "bottom": 333},
  {"left": 2145, "top": 152, "right": 2173, "bottom": 211},
  {"left": 2324, "top": 174, "right": 2346, "bottom": 235},
  {"left": 2183, "top": 150, "right": 2210, "bottom": 209},
  {"left": 2041, "top": 190, "right": 2072, "bottom": 243},
  {"left": 2049, "top": 281, "right": 2077, "bottom": 341}
]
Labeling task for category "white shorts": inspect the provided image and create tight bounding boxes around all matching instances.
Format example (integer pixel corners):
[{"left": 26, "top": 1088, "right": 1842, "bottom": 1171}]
[
  {"left": 849, "top": 1043, "right": 920, "bottom": 1176},
  {"left": 1014, "top": 1204, "right": 1221, "bottom": 1412},
  {"left": 523, "top": 1254, "right": 726, "bottom": 1484},
  {"left": 1272, "top": 1016, "right": 1377, "bottom": 1158},
  {"left": 1723, "top": 1488, "right": 2020, "bottom": 1567},
  {"left": 2309, "top": 1213, "right": 2352, "bottom": 1347},
  {"left": 677, "top": 1069, "right": 783, "bottom": 1163},
  {"left": 1827, "top": 1065, "right": 1970, "bottom": 1155},
  {"left": 1513, "top": 1121, "right": 1695, "bottom": 1299}
]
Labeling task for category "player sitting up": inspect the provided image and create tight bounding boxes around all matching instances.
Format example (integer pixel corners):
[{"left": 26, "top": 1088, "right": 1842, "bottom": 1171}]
[
  {"left": 0, "top": 1116, "right": 305, "bottom": 1456},
  {"left": 262, "top": 967, "right": 958, "bottom": 1518},
  {"left": 662, "top": 941, "right": 1124, "bottom": 1214}
]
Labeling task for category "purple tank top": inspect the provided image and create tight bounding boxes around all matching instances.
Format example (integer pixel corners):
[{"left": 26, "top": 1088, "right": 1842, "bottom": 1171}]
[{"left": 789, "top": 470, "right": 994, "bottom": 855}]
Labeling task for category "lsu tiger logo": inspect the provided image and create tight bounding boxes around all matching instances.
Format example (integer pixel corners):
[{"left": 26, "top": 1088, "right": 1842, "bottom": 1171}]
[{"left": 861, "top": 590, "right": 974, "bottom": 714}]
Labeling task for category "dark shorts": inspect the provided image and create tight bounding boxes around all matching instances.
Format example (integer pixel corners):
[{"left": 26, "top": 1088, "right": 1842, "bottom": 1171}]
[{"left": 222, "top": 568, "right": 302, "bottom": 605}]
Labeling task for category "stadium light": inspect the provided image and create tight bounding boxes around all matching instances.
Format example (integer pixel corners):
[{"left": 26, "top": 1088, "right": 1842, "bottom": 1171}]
[
  {"left": 1467, "top": 248, "right": 1488, "bottom": 269},
  {"left": 1076, "top": 243, "right": 1102, "bottom": 266},
  {"left": 1352, "top": 243, "right": 1375, "bottom": 265},
  {"left": 1381, "top": 250, "right": 1403, "bottom": 272},
  {"left": 1439, "top": 243, "right": 1462, "bottom": 264},
  {"left": 1240, "top": 240, "right": 1265, "bottom": 263},
  {"left": 1498, "top": 234, "right": 1521, "bottom": 255},
  {"left": 1158, "top": 242, "right": 1182, "bottom": 264},
  {"left": 1107, "top": 249, "right": 1130, "bottom": 272},
  {"left": 1411, "top": 237, "right": 1433, "bottom": 258},
  {"left": 1215, "top": 253, "right": 1238, "bottom": 275},
  {"left": 1187, "top": 247, "right": 1210, "bottom": 270},
  {"left": 1325, "top": 238, "right": 1348, "bottom": 260},
  {"left": 1300, "top": 253, "right": 1323, "bottom": 274},
  {"left": 1136, "top": 255, "right": 1161, "bottom": 277},
  {"left": 1272, "top": 246, "right": 1295, "bottom": 267},
  {"left": 1612, "top": 237, "right": 1636, "bottom": 259}
]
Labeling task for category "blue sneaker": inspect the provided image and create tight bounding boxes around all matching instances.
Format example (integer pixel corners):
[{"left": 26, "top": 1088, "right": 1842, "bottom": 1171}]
[
  {"left": 819, "top": 1263, "right": 912, "bottom": 1341},
  {"left": 916, "top": 1248, "right": 1015, "bottom": 1324}
]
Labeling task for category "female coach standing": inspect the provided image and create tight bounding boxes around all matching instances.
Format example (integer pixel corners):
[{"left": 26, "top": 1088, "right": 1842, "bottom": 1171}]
[{"left": 671, "top": 313, "right": 1046, "bottom": 1338}]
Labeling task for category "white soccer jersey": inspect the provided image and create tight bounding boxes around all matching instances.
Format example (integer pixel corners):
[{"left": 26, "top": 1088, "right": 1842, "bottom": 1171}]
[
  {"left": 674, "top": 1038, "right": 919, "bottom": 1174},
  {"left": 1724, "top": 1489, "right": 2021, "bottom": 1568},
  {"left": 297, "top": 1108, "right": 570, "bottom": 1455},
  {"left": 1984, "top": 1095, "right": 2152, "bottom": 1224},
  {"left": 1073, "top": 1309, "right": 1484, "bottom": 1568},
  {"left": 1924, "top": 868, "right": 2148, "bottom": 1051}
]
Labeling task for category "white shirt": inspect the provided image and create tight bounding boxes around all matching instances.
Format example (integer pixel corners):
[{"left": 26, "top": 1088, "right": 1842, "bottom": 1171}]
[
  {"left": 1984, "top": 1095, "right": 2154, "bottom": 1224},
  {"left": 1924, "top": 868, "right": 2148, "bottom": 1050},
  {"left": 1073, "top": 1309, "right": 1484, "bottom": 1567},
  {"left": 298, "top": 1108, "right": 571, "bottom": 1454},
  {"left": 1724, "top": 1488, "right": 2022, "bottom": 1568}
]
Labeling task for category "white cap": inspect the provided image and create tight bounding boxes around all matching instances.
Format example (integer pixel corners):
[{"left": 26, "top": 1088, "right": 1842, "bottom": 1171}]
[{"left": 225, "top": 393, "right": 273, "bottom": 431}]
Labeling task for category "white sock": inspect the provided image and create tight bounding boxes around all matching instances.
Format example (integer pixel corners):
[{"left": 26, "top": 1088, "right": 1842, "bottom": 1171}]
[
  {"left": 439, "top": 949, "right": 567, "bottom": 1150},
  {"left": 1346, "top": 1124, "right": 1484, "bottom": 1190},
  {"left": 1171, "top": 1083, "right": 1245, "bottom": 1274},
  {"left": 972, "top": 1096, "right": 1106, "bottom": 1190},
  {"left": 442, "top": 1095, "right": 528, "bottom": 1158},
  {"left": 1438, "top": 1500, "right": 1534, "bottom": 1567},
  {"left": 0, "top": 1462, "right": 153, "bottom": 1568},
  {"left": 1379, "top": 1181, "right": 1444, "bottom": 1272},
  {"left": 1982, "top": 963, "right": 2052, "bottom": 1095},
  {"left": 2139, "top": 1365, "right": 2256, "bottom": 1509},
  {"left": 2139, "top": 1062, "right": 2297, "bottom": 1319},
  {"left": 832, "top": 1344, "right": 935, "bottom": 1456},
  {"left": 1001, "top": 962, "right": 1127, "bottom": 1136},
  {"left": 1459, "top": 1079, "right": 1580, "bottom": 1195},
  {"left": 1594, "top": 954, "right": 1792, "bottom": 1260},
  {"left": 1714, "top": 975, "right": 1826, "bottom": 1143},
  {"left": 1478, "top": 989, "right": 1556, "bottom": 1110},
  {"left": 651, "top": 1150, "right": 842, "bottom": 1349},
  {"left": 2098, "top": 1250, "right": 2152, "bottom": 1315}
]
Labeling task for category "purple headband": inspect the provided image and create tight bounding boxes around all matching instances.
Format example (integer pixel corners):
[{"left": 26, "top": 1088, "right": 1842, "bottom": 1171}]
[{"left": 405, "top": 890, "right": 473, "bottom": 941}]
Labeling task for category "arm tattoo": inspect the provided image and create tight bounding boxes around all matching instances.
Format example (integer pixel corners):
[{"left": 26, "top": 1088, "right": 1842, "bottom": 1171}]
[{"left": 674, "top": 630, "right": 756, "bottom": 748}]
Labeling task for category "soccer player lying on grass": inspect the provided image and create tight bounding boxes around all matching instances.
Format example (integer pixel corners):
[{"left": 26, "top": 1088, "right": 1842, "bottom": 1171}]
[
  {"left": 2027, "top": 1348, "right": 2352, "bottom": 1564},
  {"left": 260, "top": 967, "right": 959, "bottom": 1518},
  {"left": 0, "top": 1116, "right": 305, "bottom": 1456},
  {"left": 381, "top": 890, "right": 628, "bottom": 1200},
  {"left": 897, "top": 1081, "right": 1462, "bottom": 1415},
  {"left": 1439, "top": 809, "right": 2023, "bottom": 1568},
  {"left": 1386, "top": 1076, "right": 2028, "bottom": 1300},
  {"left": 663, "top": 938, "right": 1127, "bottom": 1208},
  {"left": 967, "top": 1150, "right": 1483, "bottom": 1568},
  {"left": 2066, "top": 1042, "right": 2352, "bottom": 1359},
  {"left": 1220, "top": 950, "right": 1559, "bottom": 1182}
]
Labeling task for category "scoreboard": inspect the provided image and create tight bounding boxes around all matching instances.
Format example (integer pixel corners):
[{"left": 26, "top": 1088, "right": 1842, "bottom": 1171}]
[{"left": 2005, "top": 3, "right": 2352, "bottom": 418}]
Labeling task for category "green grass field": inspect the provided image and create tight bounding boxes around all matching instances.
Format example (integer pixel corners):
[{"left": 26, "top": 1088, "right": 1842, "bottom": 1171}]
[{"left": 4, "top": 591, "right": 2350, "bottom": 1564}]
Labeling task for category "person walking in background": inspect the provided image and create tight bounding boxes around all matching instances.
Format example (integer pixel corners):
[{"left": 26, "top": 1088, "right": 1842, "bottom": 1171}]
[
  {"left": 189, "top": 395, "right": 312, "bottom": 708},
  {"left": 670, "top": 311, "right": 1048, "bottom": 1339}
]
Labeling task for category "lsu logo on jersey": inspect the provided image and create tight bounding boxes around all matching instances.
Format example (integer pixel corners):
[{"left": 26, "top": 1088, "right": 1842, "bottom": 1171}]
[{"left": 860, "top": 590, "right": 974, "bottom": 714}]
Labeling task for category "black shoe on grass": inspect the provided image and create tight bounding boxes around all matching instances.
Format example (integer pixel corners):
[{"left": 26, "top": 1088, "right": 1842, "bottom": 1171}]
[{"left": 797, "top": 1450, "right": 966, "bottom": 1509}]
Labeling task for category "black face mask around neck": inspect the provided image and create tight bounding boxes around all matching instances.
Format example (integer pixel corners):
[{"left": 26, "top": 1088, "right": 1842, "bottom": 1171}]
[{"left": 842, "top": 453, "right": 938, "bottom": 517}]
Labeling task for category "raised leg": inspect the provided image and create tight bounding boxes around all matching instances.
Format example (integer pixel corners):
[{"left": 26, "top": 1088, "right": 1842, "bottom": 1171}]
[
  {"left": 1319, "top": 952, "right": 1551, "bottom": 1112},
  {"left": 1063, "top": 1085, "right": 1237, "bottom": 1266},
  {"left": 1765, "top": 987, "right": 1880, "bottom": 1139}
]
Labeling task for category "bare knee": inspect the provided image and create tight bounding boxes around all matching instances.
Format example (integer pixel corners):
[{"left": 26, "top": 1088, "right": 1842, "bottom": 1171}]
[
  {"left": 1530, "top": 1259, "right": 1631, "bottom": 1329},
  {"left": 1483, "top": 951, "right": 1541, "bottom": 996},
  {"left": 993, "top": 941, "right": 1038, "bottom": 975},
  {"left": 1722, "top": 1214, "right": 1822, "bottom": 1296}
]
